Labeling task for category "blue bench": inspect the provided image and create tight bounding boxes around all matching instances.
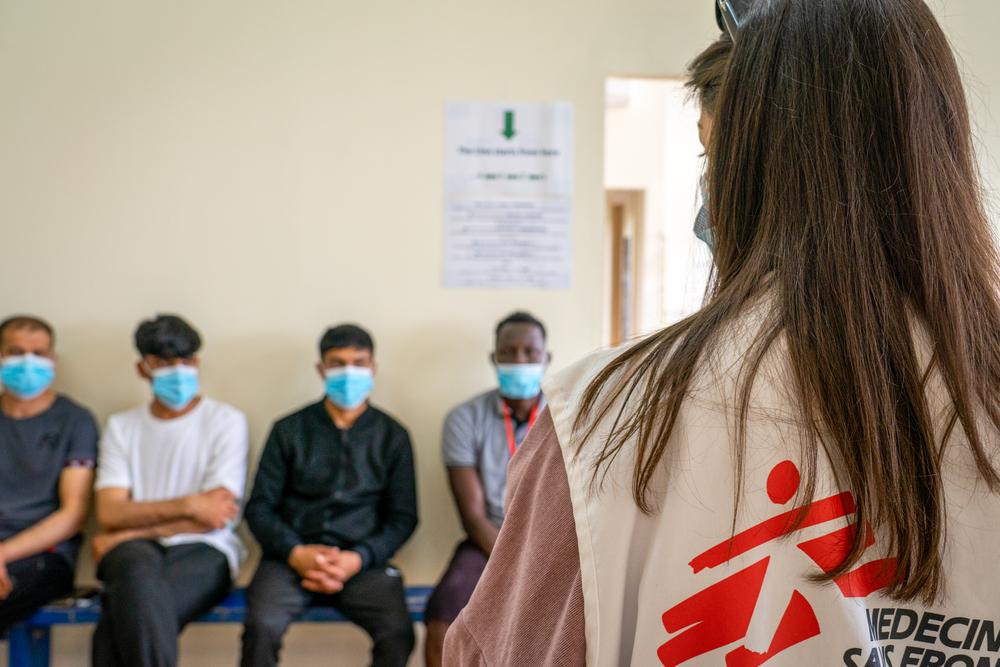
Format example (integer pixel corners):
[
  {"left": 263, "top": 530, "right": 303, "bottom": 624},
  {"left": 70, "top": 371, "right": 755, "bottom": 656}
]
[{"left": 5, "top": 586, "right": 432, "bottom": 667}]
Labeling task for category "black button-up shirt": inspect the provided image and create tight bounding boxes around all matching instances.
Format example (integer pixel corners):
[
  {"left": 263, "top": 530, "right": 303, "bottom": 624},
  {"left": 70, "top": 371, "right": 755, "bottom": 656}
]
[{"left": 245, "top": 401, "right": 418, "bottom": 569}]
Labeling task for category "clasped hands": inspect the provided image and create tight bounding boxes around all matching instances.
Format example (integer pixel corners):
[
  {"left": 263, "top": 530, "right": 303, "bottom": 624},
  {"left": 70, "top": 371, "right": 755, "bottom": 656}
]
[{"left": 288, "top": 545, "right": 363, "bottom": 594}]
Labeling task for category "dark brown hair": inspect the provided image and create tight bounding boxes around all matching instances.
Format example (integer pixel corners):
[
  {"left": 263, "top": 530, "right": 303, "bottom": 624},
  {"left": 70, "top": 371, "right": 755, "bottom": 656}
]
[
  {"left": 575, "top": 0, "right": 1000, "bottom": 603},
  {"left": 0, "top": 316, "right": 55, "bottom": 346},
  {"left": 685, "top": 34, "right": 733, "bottom": 115}
]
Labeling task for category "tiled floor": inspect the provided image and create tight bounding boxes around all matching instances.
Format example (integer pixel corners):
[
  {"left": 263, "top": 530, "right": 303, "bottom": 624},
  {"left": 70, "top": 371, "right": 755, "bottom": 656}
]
[{"left": 2, "top": 623, "right": 427, "bottom": 666}]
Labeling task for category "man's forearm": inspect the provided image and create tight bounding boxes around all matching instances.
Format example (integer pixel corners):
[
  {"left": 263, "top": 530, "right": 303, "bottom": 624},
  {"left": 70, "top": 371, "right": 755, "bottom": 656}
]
[
  {"left": 245, "top": 505, "right": 302, "bottom": 561},
  {"left": 465, "top": 518, "right": 500, "bottom": 556},
  {"left": 0, "top": 509, "right": 84, "bottom": 563},
  {"left": 447, "top": 467, "right": 496, "bottom": 556},
  {"left": 93, "top": 518, "right": 211, "bottom": 564},
  {"left": 357, "top": 512, "right": 419, "bottom": 567},
  {"left": 98, "top": 497, "right": 193, "bottom": 531},
  {"left": 101, "top": 518, "right": 209, "bottom": 544}
]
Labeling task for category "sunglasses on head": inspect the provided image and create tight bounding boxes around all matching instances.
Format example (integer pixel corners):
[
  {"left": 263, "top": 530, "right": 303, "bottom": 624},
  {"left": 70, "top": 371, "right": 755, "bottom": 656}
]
[{"left": 716, "top": 0, "right": 743, "bottom": 39}]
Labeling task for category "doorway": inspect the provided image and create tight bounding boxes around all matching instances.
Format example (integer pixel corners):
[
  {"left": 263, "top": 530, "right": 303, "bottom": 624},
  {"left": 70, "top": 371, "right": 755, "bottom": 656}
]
[
  {"left": 604, "top": 77, "right": 712, "bottom": 344},
  {"left": 607, "top": 190, "right": 643, "bottom": 346}
]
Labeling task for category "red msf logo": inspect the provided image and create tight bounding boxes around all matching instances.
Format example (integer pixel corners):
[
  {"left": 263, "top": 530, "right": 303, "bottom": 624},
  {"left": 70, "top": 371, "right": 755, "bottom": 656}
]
[{"left": 657, "top": 461, "right": 898, "bottom": 666}]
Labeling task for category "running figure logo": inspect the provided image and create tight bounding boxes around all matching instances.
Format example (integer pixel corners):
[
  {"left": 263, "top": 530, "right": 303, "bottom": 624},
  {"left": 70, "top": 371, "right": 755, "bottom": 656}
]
[{"left": 657, "top": 460, "right": 898, "bottom": 666}]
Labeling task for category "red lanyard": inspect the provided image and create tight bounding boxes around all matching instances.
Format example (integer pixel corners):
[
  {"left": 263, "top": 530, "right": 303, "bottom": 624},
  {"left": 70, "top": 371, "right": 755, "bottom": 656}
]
[{"left": 502, "top": 402, "right": 540, "bottom": 457}]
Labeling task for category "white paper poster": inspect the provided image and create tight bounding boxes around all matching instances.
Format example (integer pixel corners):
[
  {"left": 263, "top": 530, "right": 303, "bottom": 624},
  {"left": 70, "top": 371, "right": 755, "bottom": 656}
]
[{"left": 443, "top": 101, "right": 574, "bottom": 289}]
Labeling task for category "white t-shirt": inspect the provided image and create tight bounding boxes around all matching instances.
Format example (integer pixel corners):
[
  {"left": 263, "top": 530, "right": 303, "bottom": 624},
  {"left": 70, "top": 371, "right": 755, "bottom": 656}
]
[{"left": 96, "top": 396, "right": 249, "bottom": 578}]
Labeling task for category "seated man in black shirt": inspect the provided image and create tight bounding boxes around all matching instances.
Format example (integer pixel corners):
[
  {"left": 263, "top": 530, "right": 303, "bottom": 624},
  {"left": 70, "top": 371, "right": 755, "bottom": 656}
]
[
  {"left": 241, "top": 324, "right": 419, "bottom": 667},
  {"left": 0, "top": 315, "right": 98, "bottom": 631}
]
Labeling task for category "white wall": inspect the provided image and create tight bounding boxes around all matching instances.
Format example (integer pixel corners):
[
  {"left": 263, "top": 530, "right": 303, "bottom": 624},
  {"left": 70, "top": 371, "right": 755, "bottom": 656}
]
[
  {"left": 931, "top": 0, "right": 1000, "bottom": 223},
  {"left": 0, "top": 0, "right": 996, "bottom": 664}
]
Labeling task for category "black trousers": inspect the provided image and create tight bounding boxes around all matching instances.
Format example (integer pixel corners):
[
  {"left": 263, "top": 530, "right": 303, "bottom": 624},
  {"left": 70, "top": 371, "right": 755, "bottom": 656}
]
[
  {"left": 91, "top": 539, "right": 230, "bottom": 667},
  {"left": 240, "top": 559, "right": 415, "bottom": 667},
  {"left": 0, "top": 552, "right": 74, "bottom": 632}
]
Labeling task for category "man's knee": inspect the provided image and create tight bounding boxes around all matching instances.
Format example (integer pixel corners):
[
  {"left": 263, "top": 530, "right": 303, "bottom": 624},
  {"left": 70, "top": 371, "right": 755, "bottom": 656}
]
[
  {"left": 426, "top": 619, "right": 450, "bottom": 646},
  {"left": 242, "top": 606, "right": 292, "bottom": 646},
  {"left": 100, "top": 540, "right": 161, "bottom": 581},
  {"left": 378, "top": 616, "right": 416, "bottom": 654}
]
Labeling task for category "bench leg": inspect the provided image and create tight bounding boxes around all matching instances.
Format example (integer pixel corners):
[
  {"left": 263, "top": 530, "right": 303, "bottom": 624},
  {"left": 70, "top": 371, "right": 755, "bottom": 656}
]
[{"left": 8, "top": 625, "right": 51, "bottom": 667}]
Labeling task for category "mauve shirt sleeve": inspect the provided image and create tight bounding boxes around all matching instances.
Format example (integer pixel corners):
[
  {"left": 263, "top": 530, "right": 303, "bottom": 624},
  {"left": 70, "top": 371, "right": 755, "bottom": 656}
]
[{"left": 443, "top": 407, "right": 586, "bottom": 666}]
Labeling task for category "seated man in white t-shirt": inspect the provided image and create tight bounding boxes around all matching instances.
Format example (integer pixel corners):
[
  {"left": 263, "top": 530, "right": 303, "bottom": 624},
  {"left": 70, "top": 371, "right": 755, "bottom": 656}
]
[{"left": 91, "top": 314, "right": 249, "bottom": 667}]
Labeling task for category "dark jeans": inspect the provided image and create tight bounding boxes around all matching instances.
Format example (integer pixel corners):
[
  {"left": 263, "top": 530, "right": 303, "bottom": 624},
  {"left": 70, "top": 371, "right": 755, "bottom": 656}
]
[
  {"left": 0, "top": 552, "right": 74, "bottom": 632},
  {"left": 91, "top": 539, "right": 230, "bottom": 667},
  {"left": 240, "top": 559, "right": 415, "bottom": 667}
]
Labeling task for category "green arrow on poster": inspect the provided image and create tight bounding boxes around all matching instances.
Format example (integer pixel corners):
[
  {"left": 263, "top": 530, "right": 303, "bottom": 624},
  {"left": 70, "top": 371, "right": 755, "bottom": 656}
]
[{"left": 502, "top": 110, "right": 516, "bottom": 140}]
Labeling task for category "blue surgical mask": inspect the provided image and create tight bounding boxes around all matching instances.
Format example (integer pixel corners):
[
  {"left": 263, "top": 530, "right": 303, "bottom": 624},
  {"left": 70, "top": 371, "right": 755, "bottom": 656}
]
[
  {"left": 324, "top": 366, "right": 374, "bottom": 410},
  {"left": 694, "top": 178, "right": 714, "bottom": 252},
  {"left": 496, "top": 363, "right": 545, "bottom": 400},
  {"left": 0, "top": 354, "right": 55, "bottom": 400},
  {"left": 151, "top": 365, "right": 200, "bottom": 411}
]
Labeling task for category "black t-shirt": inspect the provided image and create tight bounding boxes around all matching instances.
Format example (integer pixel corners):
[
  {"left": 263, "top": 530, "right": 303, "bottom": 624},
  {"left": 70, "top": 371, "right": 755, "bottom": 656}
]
[{"left": 0, "top": 395, "right": 99, "bottom": 567}]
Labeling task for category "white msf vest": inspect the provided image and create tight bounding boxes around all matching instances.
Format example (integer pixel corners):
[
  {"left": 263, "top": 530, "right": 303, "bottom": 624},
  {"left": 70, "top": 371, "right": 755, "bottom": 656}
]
[{"left": 544, "top": 333, "right": 1000, "bottom": 667}]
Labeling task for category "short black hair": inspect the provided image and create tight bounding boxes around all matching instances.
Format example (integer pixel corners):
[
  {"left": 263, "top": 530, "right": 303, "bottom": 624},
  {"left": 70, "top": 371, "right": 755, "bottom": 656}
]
[
  {"left": 134, "top": 315, "right": 202, "bottom": 359},
  {"left": 319, "top": 324, "right": 374, "bottom": 357},
  {"left": 495, "top": 311, "right": 546, "bottom": 342},
  {"left": 0, "top": 315, "right": 55, "bottom": 346}
]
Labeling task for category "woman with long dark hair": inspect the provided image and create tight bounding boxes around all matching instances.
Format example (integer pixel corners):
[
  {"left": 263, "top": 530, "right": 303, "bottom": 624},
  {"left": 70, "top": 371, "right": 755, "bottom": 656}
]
[{"left": 444, "top": 0, "right": 1000, "bottom": 664}]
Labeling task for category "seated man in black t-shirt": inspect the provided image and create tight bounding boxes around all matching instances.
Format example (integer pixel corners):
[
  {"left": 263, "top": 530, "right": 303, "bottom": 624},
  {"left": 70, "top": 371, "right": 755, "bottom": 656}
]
[
  {"left": 241, "top": 324, "right": 419, "bottom": 667},
  {"left": 0, "top": 315, "right": 99, "bottom": 631}
]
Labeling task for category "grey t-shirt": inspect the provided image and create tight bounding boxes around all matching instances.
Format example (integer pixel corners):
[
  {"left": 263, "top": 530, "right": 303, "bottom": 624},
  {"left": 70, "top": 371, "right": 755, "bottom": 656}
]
[
  {"left": 0, "top": 395, "right": 99, "bottom": 567},
  {"left": 442, "top": 389, "right": 545, "bottom": 528}
]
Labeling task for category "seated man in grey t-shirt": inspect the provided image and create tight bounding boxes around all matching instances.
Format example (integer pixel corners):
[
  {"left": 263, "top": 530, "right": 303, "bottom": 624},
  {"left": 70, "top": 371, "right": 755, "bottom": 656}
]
[
  {"left": 0, "top": 315, "right": 98, "bottom": 632},
  {"left": 424, "top": 311, "right": 551, "bottom": 667}
]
